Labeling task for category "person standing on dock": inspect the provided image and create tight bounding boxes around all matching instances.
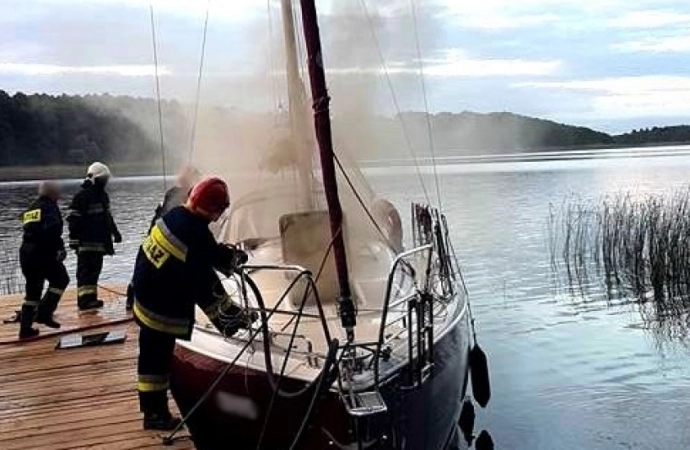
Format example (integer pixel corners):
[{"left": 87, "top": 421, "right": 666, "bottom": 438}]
[
  {"left": 125, "top": 165, "right": 201, "bottom": 310},
  {"left": 132, "top": 177, "right": 253, "bottom": 430},
  {"left": 67, "top": 162, "right": 122, "bottom": 311},
  {"left": 18, "top": 181, "right": 69, "bottom": 339}
]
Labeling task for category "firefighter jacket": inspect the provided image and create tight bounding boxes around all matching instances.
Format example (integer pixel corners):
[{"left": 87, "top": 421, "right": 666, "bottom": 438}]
[
  {"left": 132, "top": 206, "right": 243, "bottom": 340},
  {"left": 148, "top": 185, "right": 189, "bottom": 231},
  {"left": 20, "top": 195, "right": 65, "bottom": 260},
  {"left": 67, "top": 180, "right": 120, "bottom": 254}
]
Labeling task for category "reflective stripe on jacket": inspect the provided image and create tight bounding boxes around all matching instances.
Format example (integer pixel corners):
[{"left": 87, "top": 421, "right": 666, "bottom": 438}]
[
  {"left": 20, "top": 196, "right": 65, "bottom": 260},
  {"left": 132, "top": 206, "right": 226, "bottom": 340},
  {"left": 67, "top": 180, "right": 119, "bottom": 254}
]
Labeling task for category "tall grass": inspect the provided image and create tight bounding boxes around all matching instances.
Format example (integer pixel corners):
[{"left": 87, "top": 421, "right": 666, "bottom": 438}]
[{"left": 550, "top": 187, "right": 690, "bottom": 305}]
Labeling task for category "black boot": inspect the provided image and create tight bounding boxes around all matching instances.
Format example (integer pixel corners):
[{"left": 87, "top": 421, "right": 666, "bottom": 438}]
[
  {"left": 79, "top": 299, "right": 104, "bottom": 311},
  {"left": 35, "top": 314, "right": 61, "bottom": 329},
  {"left": 36, "top": 290, "right": 62, "bottom": 329},
  {"left": 18, "top": 304, "right": 39, "bottom": 339},
  {"left": 143, "top": 410, "right": 182, "bottom": 431}
]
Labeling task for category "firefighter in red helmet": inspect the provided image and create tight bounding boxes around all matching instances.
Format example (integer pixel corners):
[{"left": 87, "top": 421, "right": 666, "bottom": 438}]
[{"left": 132, "top": 177, "right": 254, "bottom": 430}]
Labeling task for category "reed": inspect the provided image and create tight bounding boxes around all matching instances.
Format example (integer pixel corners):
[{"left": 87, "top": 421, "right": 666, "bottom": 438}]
[{"left": 550, "top": 187, "right": 690, "bottom": 307}]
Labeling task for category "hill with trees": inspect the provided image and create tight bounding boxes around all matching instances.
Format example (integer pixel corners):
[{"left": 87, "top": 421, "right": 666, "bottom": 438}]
[{"left": 0, "top": 90, "right": 689, "bottom": 173}]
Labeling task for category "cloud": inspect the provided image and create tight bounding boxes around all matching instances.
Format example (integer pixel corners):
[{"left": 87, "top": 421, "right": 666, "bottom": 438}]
[
  {"left": 517, "top": 75, "right": 690, "bottom": 118},
  {"left": 329, "top": 49, "right": 561, "bottom": 78},
  {"left": 453, "top": 13, "right": 560, "bottom": 30},
  {"left": 612, "top": 10, "right": 690, "bottom": 29},
  {"left": 613, "top": 36, "right": 690, "bottom": 53},
  {"left": 0, "top": 63, "right": 170, "bottom": 77},
  {"left": 38, "top": 0, "right": 264, "bottom": 22}
]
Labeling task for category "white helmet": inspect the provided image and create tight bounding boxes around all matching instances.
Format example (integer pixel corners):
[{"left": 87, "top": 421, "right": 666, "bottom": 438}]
[{"left": 87, "top": 162, "right": 111, "bottom": 179}]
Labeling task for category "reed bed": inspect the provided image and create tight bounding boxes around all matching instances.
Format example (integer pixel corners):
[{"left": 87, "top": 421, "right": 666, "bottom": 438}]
[{"left": 550, "top": 188, "right": 690, "bottom": 338}]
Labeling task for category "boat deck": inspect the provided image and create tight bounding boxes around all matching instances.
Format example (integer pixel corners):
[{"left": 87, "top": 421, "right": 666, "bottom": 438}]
[{"left": 0, "top": 286, "right": 195, "bottom": 449}]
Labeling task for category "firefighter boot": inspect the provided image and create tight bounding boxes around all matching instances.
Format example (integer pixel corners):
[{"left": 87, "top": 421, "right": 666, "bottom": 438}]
[
  {"left": 143, "top": 410, "right": 182, "bottom": 431},
  {"left": 18, "top": 304, "right": 39, "bottom": 339},
  {"left": 36, "top": 289, "right": 63, "bottom": 329}
]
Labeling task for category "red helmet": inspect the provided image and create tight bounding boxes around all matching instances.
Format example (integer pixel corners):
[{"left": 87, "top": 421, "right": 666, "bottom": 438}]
[{"left": 188, "top": 177, "right": 230, "bottom": 217}]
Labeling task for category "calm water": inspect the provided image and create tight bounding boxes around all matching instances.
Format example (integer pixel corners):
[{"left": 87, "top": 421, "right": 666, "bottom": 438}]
[{"left": 4, "top": 148, "right": 690, "bottom": 449}]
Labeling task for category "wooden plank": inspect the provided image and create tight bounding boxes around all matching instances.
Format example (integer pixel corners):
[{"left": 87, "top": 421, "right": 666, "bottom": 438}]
[{"left": 0, "top": 287, "right": 195, "bottom": 450}]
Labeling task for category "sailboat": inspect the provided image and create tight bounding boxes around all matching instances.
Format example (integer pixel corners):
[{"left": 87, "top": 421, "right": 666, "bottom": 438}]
[{"left": 169, "top": 1, "right": 478, "bottom": 448}]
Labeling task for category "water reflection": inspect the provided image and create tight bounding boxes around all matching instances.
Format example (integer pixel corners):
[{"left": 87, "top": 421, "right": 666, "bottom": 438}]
[
  {"left": 2, "top": 151, "right": 690, "bottom": 448},
  {"left": 550, "top": 187, "right": 690, "bottom": 345}
]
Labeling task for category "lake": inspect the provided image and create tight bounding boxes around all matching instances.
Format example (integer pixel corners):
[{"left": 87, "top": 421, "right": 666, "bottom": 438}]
[{"left": 3, "top": 146, "right": 690, "bottom": 449}]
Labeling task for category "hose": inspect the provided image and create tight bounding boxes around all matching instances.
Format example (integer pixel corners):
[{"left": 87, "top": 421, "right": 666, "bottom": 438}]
[
  {"left": 242, "top": 272, "right": 332, "bottom": 399},
  {"left": 288, "top": 338, "right": 339, "bottom": 450}
]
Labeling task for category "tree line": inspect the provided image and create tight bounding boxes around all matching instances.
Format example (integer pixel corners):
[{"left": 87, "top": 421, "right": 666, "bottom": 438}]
[
  {"left": 0, "top": 90, "right": 689, "bottom": 168},
  {"left": 0, "top": 90, "right": 189, "bottom": 167}
]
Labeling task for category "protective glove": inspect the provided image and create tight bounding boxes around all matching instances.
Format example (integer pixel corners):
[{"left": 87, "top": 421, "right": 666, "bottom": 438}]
[
  {"left": 113, "top": 231, "right": 123, "bottom": 244},
  {"left": 56, "top": 250, "right": 67, "bottom": 262},
  {"left": 215, "top": 244, "right": 249, "bottom": 276},
  {"left": 212, "top": 303, "right": 258, "bottom": 337}
]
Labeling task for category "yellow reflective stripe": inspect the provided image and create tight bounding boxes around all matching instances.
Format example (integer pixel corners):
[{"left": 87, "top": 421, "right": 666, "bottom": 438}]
[
  {"left": 22, "top": 209, "right": 41, "bottom": 225},
  {"left": 137, "top": 375, "right": 169, "bottom": 392},
  {"left": 79, "top": 242, "right": 106, "bottom": 252},
  {"left": 78, "top": 285, "right": 97, "bottom": 296},
  {"left": 47, "top": 287, "right": 64, "bottom": 296},
  {"left": 86, "top": 204, "right": 105, "bottom": 215},
  {"left": 151, "top": 223, "right": 187, "bottom": 262},
  {"left": 142, "top": 235, "right": 170, "bottom": 269},
  {"left": 23, "top": 300, "right": 39, "bottom": 307},
  {"left": 133, "top": 302, "right": 190, "bottom": 336}
]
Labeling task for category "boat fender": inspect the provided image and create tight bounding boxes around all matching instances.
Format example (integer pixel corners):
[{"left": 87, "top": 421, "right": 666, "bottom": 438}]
[
  {"left": 457, "top": 399, "right": 475, "bottom": 444},
  {"left": 470, "top": 343, "right": 491, "bottom": 408},
  {"left": 475, "top": 430, "right": 494, "bottom": 450}
]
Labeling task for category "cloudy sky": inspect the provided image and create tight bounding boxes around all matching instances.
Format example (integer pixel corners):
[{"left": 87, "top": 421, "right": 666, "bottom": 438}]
[{"left": 1, "top": 0, "right": 689, "bottom": 133}]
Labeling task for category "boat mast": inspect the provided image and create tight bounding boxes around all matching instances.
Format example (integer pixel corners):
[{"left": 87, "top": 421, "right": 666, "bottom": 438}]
[
  {"left": 298, "top": 0, "right": 356, "bottom": 339},
  {"left": 280, "top": 0, "right": 313, "bottom": 209}
]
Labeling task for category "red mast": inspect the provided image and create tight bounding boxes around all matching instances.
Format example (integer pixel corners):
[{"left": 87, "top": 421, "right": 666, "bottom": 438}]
[{"left": 298, "top": 0, "right": 356, "bottom": 337}]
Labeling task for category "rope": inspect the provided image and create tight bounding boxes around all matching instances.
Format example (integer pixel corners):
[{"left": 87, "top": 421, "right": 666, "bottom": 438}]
[
  {"left": 149, "top": 5, "right": 168, "bottom": 191},
  {"left": 333, "top": 152, "right": 399, "bottom": 254},
  {"left": 187, "top": 0, "right": 211, "bottom": 162},
  {"left": 266, "top": 0, "right": 279, "bottom": 111},
  {"left": 358, "top": 0, "right": 432, "bottom": 205},
  {"left": 409, "top": 0, "right": 443, "bottom": 211}
]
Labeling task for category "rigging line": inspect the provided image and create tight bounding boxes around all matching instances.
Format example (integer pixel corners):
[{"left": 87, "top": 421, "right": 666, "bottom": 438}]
[
  {"left": 188, "top": 0, "right": 211, "bottom": 162},
  {"left": 267, "top": 0, "right": 279, "bottom": 111},
  {"left": 333, "top": 151, "right": 399, "bottom": 254},
  {"left": 358, "top": 0, "right": 432, "bottom": 206},
  {"left": 409, "top": 0, "right": 443, "bottom": 210},
  {"left": 149, "top": 4, "right": 167, "bottom": 191}
]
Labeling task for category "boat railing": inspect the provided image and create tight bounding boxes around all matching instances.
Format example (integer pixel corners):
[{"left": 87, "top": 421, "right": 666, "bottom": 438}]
[
  {"left": 374, "top": 244, "right": 435, "bottom": 386},
  {"left": 229, "top": 264, "right": 333, "bottom": 366}
]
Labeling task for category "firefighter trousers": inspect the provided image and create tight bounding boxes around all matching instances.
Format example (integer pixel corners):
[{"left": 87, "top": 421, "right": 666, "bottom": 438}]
[
  {"left": 137, "top": 324, "right": 176, "bottom": 414},
  {"left": 20, "top": 253, "right": 69, "bottom": 318},
  {"left": 76, "top": 251, "right": 104, "bottom": 308}
]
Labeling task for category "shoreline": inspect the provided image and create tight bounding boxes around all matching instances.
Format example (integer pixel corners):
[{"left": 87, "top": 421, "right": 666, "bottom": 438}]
[
  {"left": 2, "top": 142, "right": 690, "bottom": 182},
  {"left": 0, "top": 164, "right": 163, "bottom": 182}
]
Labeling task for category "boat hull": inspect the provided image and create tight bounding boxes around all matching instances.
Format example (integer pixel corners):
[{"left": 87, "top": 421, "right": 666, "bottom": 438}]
[{"left": 170, "top": 314, "right": 470, "bottom": 450}]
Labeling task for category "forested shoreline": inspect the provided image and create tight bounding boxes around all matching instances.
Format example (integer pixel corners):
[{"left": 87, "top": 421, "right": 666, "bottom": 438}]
[{"left": 0, "top": 90, "right": 688, "bottom": 174}]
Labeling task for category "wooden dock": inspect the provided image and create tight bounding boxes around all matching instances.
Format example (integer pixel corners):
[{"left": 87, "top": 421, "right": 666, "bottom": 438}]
[{"left": 0, "top": 286, "right": 195, "bottom": 449}]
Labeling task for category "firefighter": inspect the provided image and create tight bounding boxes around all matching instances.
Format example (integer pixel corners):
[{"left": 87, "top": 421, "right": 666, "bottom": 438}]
[
  {"left": 67, "top": 162, "right": 122, "bottom": 311},
  {"left": 132, "top": 177, "right": 253, "bottom": 430},
  {"left": 125, "top": 165, "right": 201, "bottom": 310},
  {"left": 18, "top": 181, "right": 70, "bottom": 339}
]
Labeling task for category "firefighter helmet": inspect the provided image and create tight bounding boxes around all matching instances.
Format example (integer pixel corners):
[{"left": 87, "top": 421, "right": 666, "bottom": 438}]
[
  {"left": 87, "top": 162, "right": 111, "bottom": 180},
  {"left": 188, "top": 177, "right": 230, "bottom": 218}
]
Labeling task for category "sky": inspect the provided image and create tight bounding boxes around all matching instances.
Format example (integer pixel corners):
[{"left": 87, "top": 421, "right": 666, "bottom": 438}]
[{"left": 1, "top": 0, "right": 689, "bottom": 133}]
